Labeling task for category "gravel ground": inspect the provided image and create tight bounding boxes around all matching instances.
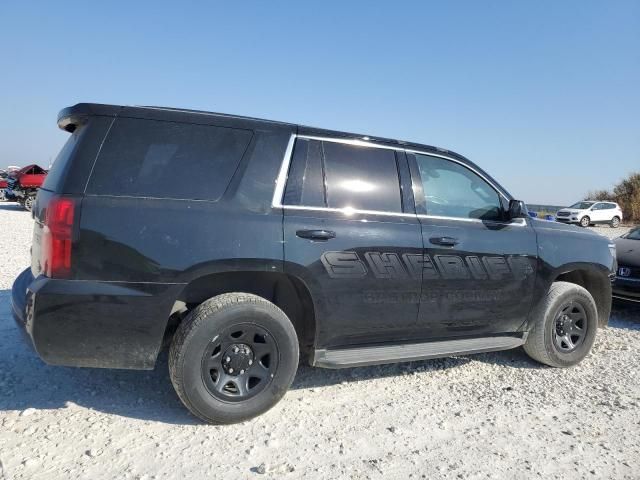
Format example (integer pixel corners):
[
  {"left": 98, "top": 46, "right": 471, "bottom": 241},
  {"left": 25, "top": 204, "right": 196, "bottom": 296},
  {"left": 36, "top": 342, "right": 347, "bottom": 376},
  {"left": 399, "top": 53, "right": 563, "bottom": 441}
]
[{"left": 0, "top": 203, "right": 639, "bottom": 480}]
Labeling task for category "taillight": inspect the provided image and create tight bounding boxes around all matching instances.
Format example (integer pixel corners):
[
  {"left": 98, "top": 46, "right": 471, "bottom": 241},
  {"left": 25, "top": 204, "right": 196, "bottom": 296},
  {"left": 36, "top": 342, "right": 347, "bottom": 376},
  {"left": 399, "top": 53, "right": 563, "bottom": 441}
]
[{"left": 41, "top": 197, "right": 76, "bottom": 278}]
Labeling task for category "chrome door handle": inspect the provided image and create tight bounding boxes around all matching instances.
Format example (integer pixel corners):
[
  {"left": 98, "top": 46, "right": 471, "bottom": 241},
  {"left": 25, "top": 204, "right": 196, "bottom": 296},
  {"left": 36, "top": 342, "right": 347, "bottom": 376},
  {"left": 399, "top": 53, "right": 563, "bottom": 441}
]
[
  {"left": 429, "top": 236, "right": 459, "bottom": 247},
  {"left": 296, "top": 229, "right": 336, "bottom": 241}
]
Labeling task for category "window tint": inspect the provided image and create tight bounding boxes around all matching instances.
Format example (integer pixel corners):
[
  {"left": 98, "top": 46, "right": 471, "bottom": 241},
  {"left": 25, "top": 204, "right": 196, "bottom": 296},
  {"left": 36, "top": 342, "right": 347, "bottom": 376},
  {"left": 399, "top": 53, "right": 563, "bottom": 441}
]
[
  {"left": 414, "top": 154, "right": 502, "bottom": 221},
  {"left": 570, "top": 201, "right": 595, "bottom": 209},
  {"left": 87, "top": 118, "right": 252, "bottom": 200},
  {"left": 42, "top": 128, "right": 83, "bottom": 192},
  {"left": 604, "top": 203, "right": 616, "bottom": 210},
  {"left": 322, "top": 142, "right": 402, "bottom": 212},
  {"left": 283, "top": 139, "right": 325, "bottom": 207}
]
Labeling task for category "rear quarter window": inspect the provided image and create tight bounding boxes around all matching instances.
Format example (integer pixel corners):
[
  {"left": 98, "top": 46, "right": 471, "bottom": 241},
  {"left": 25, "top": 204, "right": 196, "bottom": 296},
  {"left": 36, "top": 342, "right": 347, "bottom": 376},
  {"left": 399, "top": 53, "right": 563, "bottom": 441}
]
[
  {"left": 86, "top": 118, "right": 253, "bottom": 201},
  {"left": 41, "top": 126, "right": 85, "bottom": 192}
]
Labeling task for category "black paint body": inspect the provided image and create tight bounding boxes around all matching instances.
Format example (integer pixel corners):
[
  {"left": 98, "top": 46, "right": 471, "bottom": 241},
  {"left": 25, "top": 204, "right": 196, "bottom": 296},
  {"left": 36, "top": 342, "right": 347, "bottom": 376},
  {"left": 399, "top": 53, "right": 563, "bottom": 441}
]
[
  {"left": 612, "top": 231, "right": 640, "bottom": 302},
  {"left": 12, "top": 104, "right": 615, "bottom": 369}
]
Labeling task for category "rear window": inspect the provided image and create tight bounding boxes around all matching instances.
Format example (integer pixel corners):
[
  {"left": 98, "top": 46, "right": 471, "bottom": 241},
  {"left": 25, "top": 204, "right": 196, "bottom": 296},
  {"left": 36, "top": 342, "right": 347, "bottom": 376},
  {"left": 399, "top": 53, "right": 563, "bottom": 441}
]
[
  {"left": 86, "top": 118, "right": 252, "bottom": 201},
  {"left": 41, "top": 127, "right": 84, "bottom": 192}
]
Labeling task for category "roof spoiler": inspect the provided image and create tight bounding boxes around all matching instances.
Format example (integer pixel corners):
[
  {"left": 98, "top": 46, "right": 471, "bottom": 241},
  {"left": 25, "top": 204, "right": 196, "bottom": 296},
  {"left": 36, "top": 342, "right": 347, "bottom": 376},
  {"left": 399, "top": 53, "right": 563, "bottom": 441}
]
[{"left": 57, "top": 103, "right": 121, "bottom": 132}]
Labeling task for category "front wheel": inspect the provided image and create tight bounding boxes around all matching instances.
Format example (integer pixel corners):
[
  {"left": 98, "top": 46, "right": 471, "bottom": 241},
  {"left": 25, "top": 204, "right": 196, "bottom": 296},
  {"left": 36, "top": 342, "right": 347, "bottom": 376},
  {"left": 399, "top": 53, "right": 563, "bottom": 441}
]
[
  {"left": 610, "top": 216, "right": 620, "bottom": 228},
  {"left": 524, "top": 281, "right": 598, "bottom": 367},
  {"left": 169, "top": 293, "right": 299, "bottom": 424},
  {"left": 579, "top": 216, "right": 590, "bottom": 228}
]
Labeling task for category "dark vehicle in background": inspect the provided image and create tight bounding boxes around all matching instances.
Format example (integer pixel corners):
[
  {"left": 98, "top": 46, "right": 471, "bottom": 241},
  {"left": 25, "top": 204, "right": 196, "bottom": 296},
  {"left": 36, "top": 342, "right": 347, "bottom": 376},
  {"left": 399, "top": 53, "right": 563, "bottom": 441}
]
[
  {"left": 12, "top": 103, "right": 616, "bottom": 424},
  {"left": 612, "top": 227, "right": 640, "bottom": 303},
  {"left": 3, "top": 164, "right": 48, "bottom": 210}
]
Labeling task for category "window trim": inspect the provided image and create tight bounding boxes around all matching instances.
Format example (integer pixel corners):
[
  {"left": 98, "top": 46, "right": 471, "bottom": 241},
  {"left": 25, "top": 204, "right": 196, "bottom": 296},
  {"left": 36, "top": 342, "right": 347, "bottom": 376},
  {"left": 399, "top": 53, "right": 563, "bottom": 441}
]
[{"left": 272, "top": 134, "right": 525, "bottom": 226}]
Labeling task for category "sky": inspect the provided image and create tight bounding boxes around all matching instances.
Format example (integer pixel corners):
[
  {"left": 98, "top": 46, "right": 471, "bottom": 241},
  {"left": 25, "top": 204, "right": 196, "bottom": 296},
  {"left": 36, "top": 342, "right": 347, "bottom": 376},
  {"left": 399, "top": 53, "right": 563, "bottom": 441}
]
[{"left": 0, "top": 1, "right": 638, "bottom": 205}]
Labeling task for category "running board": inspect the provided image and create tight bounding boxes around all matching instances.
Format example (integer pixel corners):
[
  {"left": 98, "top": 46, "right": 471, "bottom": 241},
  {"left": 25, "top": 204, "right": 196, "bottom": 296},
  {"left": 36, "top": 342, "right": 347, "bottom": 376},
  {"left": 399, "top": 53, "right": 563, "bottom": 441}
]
[{"left": 312, "top": 334, "right": 526, "bottom": 369}]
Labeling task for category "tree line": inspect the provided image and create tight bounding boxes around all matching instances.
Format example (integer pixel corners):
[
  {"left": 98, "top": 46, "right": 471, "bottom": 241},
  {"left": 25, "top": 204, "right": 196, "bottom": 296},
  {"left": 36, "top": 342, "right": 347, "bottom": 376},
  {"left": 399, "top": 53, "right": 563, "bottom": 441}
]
[{"left": 586, "top": 172, "right": 640, "bottom": 223}]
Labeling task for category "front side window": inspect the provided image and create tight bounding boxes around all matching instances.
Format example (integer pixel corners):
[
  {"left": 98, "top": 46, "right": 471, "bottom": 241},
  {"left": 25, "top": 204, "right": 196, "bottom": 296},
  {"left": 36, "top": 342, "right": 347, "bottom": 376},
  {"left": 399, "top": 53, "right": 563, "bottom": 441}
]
[{"left": 413, "top": 154, "right": 503, "bottom": 221}]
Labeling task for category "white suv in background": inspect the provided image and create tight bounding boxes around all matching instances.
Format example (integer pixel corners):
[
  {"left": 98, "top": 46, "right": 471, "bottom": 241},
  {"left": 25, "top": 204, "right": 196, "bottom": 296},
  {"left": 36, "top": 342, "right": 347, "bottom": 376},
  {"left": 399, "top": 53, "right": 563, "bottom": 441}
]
[{"left": 556, "top": 201, "right": 623, "bottom": 228}]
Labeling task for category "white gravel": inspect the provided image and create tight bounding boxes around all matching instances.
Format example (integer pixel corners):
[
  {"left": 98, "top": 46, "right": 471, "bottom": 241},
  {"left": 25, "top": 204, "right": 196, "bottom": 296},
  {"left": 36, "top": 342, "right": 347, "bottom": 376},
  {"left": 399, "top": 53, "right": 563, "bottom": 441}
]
[{"left": 0, "top": 203, "right": 639, "bottom": 479}]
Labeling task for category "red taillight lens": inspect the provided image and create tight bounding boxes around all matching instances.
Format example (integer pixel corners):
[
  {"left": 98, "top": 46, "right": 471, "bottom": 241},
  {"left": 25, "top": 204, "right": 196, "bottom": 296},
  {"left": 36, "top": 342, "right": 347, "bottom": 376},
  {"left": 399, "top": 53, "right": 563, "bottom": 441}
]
[{"left": 41, "top": 197, "right": 76, "bottom": 278}]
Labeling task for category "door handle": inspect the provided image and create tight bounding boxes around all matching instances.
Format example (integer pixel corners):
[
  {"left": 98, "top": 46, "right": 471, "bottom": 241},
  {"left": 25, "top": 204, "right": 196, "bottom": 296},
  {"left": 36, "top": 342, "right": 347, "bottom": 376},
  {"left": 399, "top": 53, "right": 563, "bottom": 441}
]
[
  {"left": 429, "top": 236, "right": 459, "bottom": 247},
  {"left": 296, "top": 229, "right": 336, "bottom": 241}
]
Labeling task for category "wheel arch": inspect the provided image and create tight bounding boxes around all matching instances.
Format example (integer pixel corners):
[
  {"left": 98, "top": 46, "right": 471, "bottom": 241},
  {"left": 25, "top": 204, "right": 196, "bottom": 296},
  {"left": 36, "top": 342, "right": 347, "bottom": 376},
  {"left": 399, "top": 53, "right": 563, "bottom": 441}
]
[
  {"left": 165, "top": 270, "right": 317, "bottom": 359},
  {"left": 552, "top": 266, "right": 612, "bottom": 327}
]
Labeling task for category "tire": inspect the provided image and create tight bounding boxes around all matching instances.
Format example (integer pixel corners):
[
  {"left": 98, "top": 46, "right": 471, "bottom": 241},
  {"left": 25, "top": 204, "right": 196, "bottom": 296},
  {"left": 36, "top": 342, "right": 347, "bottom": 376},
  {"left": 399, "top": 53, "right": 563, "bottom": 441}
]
[
  {"left": 24, "top": 195, "right": 35, "bottom": 212},
  {"left": 169, "top": 292, "right": 299, "bottom": 424},
  {"left": 524, "top": 281, "right": 598, "bottom": 368},
  {"left": 579, "top": 216, "right": 590, "bottom": 228},
  {"left": 610, "top": 216, "right": 620, "bottom": 228}
]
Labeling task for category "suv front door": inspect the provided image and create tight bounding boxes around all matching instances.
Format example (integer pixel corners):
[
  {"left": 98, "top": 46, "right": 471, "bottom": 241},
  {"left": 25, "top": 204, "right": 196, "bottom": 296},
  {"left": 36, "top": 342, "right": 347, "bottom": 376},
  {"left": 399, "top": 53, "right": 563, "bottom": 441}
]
[
  {"left": 407, "top": 152, "right": 538, "bottom": 338},
  {"left": 280, "top": 136, "right": 423, "bottom": 349},
  {"left": 591, "top": 202, "right": 613, "bottom": 223}
]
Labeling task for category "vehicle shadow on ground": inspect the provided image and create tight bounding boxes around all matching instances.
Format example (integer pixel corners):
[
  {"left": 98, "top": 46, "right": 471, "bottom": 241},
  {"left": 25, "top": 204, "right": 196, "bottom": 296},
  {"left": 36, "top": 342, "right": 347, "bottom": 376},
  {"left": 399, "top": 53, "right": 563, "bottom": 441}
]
[
  {"left": 1, "top": 289, "right": 638, "bottom": 425},
  {"left": 609, "top": 301, "right": 640, "bottom": 330},
  {"left": 0, "top": 203, "right": 25, "bottom": 212}
]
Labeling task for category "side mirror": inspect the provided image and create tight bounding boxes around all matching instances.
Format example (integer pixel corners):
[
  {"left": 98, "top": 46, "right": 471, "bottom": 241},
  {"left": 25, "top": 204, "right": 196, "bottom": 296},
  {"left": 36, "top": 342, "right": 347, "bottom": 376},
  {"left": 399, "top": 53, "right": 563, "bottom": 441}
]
[{"left": 508, "top": 199, "right": 527, "bottom": 219}]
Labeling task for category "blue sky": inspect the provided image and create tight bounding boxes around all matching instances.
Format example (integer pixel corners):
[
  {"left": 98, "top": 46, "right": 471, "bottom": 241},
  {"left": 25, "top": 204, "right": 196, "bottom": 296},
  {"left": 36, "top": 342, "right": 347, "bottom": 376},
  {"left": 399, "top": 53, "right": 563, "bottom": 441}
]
[{"left": 1, "top": 1, "right": 638, "bottom": 205}]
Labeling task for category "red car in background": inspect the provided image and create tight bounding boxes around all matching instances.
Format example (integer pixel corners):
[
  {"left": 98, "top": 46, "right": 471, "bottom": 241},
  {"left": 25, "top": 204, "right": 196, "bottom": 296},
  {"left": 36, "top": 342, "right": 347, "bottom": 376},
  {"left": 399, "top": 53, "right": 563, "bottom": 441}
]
[{"left": 2, "top": 164, "right": 48, "bottom": 210}]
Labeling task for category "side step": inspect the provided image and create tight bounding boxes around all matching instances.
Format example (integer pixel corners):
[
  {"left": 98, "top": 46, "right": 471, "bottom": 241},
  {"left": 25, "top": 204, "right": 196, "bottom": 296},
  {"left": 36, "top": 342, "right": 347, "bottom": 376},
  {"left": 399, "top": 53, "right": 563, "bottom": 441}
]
[{"left": 312, "top": 334, "right": 526, "bottom": 369}]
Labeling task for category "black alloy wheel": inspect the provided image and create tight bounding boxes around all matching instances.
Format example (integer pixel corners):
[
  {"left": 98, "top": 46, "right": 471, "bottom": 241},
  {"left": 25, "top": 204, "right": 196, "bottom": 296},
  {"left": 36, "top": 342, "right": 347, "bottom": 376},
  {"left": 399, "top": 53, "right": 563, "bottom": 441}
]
[
  {"left": 201, "top": 323, "right": 278, "bottom": 402},
  {"left": 553, "top": 302, "right": 587, "bottom": 353}
]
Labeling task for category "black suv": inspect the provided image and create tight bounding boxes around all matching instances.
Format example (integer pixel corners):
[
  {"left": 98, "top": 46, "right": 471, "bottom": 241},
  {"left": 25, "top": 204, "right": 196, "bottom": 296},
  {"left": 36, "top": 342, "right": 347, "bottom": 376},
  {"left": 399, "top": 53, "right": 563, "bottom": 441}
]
[{"left": 12, "top": 104, "right": 616, "bottom": 424}]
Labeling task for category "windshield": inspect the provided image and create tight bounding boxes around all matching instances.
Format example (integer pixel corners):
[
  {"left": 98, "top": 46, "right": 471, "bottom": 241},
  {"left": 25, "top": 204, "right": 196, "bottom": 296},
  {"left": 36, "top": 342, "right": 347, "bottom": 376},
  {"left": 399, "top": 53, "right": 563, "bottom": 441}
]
[
  {"left": 569, "top": 201, "right": 595, "bottom": 210},
  {"left": 623, "top": 228, "right": 640, "bottom": 240}
]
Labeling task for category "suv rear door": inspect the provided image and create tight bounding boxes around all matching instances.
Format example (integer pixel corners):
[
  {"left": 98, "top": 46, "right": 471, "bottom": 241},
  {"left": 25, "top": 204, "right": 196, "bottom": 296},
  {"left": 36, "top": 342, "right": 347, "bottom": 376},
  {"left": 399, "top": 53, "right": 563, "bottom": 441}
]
[
  {"left": 407, "top": 152, "right": 538, "bottom": 338},
  {"left": 280, "top": 136, "right": 423, "bottom": 349}
]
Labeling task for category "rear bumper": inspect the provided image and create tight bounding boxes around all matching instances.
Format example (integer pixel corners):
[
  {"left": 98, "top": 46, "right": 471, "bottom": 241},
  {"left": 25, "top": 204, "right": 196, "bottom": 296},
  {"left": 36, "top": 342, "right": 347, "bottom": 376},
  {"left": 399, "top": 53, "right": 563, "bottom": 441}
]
[
  {"left": 612, "top": 277, "right": 640, "bottom": 303},
  {"left": 11, "top": 267, "right": 184, "bottom": 370}
]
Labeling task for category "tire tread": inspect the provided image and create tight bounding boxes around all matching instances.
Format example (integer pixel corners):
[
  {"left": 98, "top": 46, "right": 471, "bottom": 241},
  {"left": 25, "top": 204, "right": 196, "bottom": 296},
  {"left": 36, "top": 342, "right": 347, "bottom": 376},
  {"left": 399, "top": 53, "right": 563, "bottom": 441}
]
[
  {"left": 524, "top": 281, "right": 597, "bottom": 367},
  {"left": 168, "top": 292, "right": 296, "bottom": 423}
]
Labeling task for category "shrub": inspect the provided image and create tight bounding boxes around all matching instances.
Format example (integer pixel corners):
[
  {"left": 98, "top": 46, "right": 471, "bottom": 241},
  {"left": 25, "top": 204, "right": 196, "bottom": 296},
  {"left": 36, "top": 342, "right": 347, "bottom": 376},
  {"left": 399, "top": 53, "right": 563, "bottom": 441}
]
[{"left": 586, "top": 172, "right": 640, "bottom": 223}]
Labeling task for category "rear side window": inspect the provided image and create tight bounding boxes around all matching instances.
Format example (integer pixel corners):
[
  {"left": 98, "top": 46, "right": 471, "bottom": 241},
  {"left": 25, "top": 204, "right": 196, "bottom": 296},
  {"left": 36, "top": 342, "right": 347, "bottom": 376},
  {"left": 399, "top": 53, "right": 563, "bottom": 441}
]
[
  {"left": 283, "top": 138, "right": 402, "bottom": 213},
  {"left": 283, "top": 138, "right": 325, "bottom": 207},
  {"left": 87, "top": 118, "right": 252, "bottom": 201},
  {"left": 322, "top": 142, "right": 402, "bottom": 212}
]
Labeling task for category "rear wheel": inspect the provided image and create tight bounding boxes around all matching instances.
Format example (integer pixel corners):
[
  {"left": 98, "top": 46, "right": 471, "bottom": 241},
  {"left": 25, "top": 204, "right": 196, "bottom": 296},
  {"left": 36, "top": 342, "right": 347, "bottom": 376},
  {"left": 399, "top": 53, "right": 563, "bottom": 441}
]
[
  {"left": 24, "top": 194, "right": 36, "bottom": 212},
  {"left": 610, "top": 216, "right": 620, "bottom": 228},
  {"left": 524, "top": 282, "right": 598, "bottom": 367},
  {"left": 579, "top": 216, "right": 590, "bottom": 228},
  {"left": 169, "top": 293, "right": 299, "bottom": 424}
]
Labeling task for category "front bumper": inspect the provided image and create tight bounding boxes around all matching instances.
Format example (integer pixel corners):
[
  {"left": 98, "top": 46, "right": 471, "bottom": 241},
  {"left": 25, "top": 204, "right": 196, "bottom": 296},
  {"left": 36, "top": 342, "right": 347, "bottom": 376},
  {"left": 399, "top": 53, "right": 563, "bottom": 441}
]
[
  {"left": 11, "top": 267, "right": 184, "bottom": 370},
  {"left": 555, "top": 217, "right": 579, "bottom": 224},
  {"left": 612, "top": 276, "right": 640, "bottom": 303}
]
